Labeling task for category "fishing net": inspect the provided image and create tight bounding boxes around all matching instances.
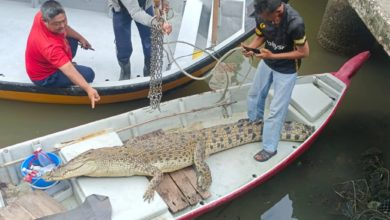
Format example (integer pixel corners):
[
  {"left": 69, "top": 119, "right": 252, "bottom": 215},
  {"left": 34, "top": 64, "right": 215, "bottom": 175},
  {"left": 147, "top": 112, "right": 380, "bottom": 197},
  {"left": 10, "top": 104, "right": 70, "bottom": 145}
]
[{"left": 333, "top": 148, "right": 390, "bottom": 220}]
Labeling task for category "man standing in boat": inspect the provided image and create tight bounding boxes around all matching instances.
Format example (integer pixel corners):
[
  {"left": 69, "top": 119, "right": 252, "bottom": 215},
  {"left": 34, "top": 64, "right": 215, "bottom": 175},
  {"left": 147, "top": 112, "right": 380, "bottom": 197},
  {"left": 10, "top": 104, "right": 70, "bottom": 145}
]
[
  {"left": 241, "top": 0, "right": 309, "bottom": 161},
  {"left": 108, "top": 0, "right": 172, "bottom": 80},
  {"left": 25, "top": 0, "right": 100, "bottom": 109}
]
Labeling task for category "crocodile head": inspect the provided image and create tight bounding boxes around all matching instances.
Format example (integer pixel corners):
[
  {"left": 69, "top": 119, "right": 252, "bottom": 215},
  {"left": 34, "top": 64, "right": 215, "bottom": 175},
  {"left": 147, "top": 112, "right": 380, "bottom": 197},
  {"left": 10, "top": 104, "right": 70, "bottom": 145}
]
[{"left": 42, "top": 152, "right": 98, "bottom": 181}]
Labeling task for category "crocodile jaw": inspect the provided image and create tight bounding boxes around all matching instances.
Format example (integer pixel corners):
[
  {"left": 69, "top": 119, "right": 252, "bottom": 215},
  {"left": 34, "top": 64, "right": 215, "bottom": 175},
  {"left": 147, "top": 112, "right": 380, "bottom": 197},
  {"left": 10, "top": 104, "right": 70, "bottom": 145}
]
[{"left": 42, "top": 159, "right": 97, "bottom": 181}]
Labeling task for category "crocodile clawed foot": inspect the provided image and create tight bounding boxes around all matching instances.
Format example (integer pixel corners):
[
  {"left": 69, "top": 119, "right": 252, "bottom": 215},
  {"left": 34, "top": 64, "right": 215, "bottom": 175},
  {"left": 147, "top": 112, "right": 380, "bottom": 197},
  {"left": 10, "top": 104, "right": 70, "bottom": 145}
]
[
  {"left": 197, "top": 175, "right": 211, "bottom": 191},
  {"left": 143, "top": 189, "right": 155, "bottom": 203}
]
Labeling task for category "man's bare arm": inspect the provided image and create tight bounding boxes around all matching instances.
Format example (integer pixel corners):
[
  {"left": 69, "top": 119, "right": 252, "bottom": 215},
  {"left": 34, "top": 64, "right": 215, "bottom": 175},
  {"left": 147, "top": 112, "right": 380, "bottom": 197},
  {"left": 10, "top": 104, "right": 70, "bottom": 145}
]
[
  {"left": 59, "top": 62, "right": 100, "bottom": 108},
  {"left": 65, "top": 26, "right": 92, "bottom": 49}
]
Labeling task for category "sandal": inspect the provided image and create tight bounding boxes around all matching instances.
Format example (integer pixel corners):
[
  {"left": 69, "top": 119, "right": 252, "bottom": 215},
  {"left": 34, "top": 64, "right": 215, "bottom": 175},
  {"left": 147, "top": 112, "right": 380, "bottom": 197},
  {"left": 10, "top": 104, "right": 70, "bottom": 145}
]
[{"left": 253, "top": 149, "right": 277, "bottom": 162}]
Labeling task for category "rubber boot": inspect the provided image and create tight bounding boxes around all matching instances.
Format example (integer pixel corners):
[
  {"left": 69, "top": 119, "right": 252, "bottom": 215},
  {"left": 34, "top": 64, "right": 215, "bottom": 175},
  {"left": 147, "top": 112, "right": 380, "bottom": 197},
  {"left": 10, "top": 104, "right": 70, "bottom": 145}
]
[{"left": 118, "top": 61, "right": 131, "bottom": 80}]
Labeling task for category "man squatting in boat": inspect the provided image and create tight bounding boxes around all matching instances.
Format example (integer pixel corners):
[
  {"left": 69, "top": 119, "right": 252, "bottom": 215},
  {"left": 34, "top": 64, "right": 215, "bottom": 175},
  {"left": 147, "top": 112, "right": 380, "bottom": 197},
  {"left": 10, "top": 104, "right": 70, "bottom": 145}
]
[
  {"left": 241, "top": 0, "right": 309, "bottom": 161},
  {"left": 25, "top": 0, "right": 100, "bottom": 108}
]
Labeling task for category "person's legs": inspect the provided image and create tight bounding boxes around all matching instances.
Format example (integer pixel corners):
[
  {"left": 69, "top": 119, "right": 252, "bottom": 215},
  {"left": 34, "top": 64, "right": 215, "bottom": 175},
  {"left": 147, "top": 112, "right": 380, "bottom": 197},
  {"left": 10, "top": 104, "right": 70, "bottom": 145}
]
[
  {"left": 74, "top": 65, "right": 95, "bottom": 83},
  {"left": 247, "top": 60, "right": 274, "bottom": 122},
  {"left": 262, "top": 71, "right": 297, "bottom": 154},
  {"left": 32, "top": 71, "right": 73, "bottom": 88},
  {"left": 135, "top": 6, "right": 153, "bottom": 77},
  {"left": 113, "top": 8, "right": 132, "bottom": 79},
  {"left": 32, "top": 65, "right": 95, "bottom": 88}
]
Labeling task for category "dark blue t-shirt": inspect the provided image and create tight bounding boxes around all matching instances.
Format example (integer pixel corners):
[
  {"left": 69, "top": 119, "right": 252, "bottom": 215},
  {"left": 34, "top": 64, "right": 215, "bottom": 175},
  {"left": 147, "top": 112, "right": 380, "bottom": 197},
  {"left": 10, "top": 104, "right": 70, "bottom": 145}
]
[{"left": 255, "top": 3, "right": 306, "bottom": 74}]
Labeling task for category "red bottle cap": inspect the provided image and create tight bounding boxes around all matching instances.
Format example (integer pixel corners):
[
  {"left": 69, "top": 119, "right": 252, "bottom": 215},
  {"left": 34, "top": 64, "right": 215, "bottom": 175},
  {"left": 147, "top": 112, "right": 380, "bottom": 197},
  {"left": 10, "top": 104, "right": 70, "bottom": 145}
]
[{"left": 23, "top": 174, "right": 33, "bottom": 183}]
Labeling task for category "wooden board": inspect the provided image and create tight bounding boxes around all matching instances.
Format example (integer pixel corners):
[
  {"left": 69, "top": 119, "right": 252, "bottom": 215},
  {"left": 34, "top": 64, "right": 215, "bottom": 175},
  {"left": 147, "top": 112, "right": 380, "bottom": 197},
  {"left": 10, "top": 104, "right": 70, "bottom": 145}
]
[
  {"left": 0, "top": 202, "right": 33, "bottom": 220},
  {"left": 169, "top": 170, "right": 201, "bottom": 206},
  {"left": 170, "top": 167, "right": 211, "bottom": 201},
  {"left": 0, "top": 190, "right": 65, "bottom": 219},
  {"left": 154, "top": 167, "right": 211, "bottom": 213},
  {"left": 154, "top": 174, "right": 189, "bottom": 213}
]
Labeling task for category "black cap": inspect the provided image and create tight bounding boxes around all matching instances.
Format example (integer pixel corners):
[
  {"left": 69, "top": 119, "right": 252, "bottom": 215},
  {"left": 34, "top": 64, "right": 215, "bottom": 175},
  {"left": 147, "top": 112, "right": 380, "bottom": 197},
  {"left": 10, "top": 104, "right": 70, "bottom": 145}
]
[{"left": 254, "top": 0, "right": 282, "bottom": 14}]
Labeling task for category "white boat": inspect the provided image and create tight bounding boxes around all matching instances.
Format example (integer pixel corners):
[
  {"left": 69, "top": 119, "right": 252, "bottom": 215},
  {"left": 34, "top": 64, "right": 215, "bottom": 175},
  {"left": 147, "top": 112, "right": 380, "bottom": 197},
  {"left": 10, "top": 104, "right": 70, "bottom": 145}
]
[
  {"left": 0, "top": 51, "right": 370, "bottom": 219},
  {"left": 0, "top": 0, "right": 255, "bottom": 104}
]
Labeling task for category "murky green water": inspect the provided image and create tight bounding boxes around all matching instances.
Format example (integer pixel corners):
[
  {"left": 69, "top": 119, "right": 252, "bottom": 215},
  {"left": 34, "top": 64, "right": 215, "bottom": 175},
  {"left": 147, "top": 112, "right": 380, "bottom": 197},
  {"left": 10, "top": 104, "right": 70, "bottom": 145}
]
[
  {"left": 0, "top": 0, "right": 389, "bottom": 219},
  {"left": 0, "top": 81, "right": 208, "bottom": 148}
]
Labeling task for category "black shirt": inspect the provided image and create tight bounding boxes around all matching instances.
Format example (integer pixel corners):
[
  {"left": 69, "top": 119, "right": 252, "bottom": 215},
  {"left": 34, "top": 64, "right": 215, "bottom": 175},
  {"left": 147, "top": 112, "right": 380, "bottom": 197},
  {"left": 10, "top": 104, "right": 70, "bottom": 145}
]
[{"left": 255, "top": 3, "right": 306, "bottom": 74}]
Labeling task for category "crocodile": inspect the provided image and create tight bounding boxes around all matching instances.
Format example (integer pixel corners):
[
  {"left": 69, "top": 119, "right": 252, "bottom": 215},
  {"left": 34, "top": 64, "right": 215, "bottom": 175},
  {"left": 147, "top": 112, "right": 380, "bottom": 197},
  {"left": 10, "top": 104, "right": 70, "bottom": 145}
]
[{"left": 43, "top": 119, "right": 314, "bottom": 202}]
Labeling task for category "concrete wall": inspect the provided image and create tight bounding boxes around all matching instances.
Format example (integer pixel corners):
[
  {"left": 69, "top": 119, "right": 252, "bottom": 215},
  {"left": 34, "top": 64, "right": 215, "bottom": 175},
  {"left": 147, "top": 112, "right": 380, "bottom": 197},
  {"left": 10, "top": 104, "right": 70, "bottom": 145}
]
[
  {"left": 348, "top": 0, "right": 390, "bottom": 55},
  {"left": 318, "top": 0, "right": 390, "bottom": 56},
  {"left": 317, "top": 0, "right": 376, "bottom": 56}
]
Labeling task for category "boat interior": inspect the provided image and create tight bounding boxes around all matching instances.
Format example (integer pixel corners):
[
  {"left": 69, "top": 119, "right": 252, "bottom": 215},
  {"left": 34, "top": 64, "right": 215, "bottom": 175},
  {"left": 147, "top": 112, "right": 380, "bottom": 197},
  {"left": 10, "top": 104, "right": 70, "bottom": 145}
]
[
  {"left": 0, "top": 71, "right": 346, "bottom": 219},
  {"left": 0, "top": 0, "right": 247, "bottom": 86}
]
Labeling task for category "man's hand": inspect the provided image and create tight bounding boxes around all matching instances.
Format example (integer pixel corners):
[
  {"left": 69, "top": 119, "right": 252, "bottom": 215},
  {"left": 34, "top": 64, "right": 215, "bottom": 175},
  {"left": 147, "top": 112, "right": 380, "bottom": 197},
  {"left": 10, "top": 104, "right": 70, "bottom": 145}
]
[
  {"left": 256, "top": 48, "right": 273, "bottom": 59},
  {"left": 86, "top": 87, "right": 100, "bottom": 109},
  {"left": 79, "top": 38, "right": 92, "bottom": 50},
  {"left": 59, "top": 62, "right": 99, "bottom": 108},
  {"left": 162, "top": 22, "right": 172, "bottom": 35},
  {"left": 241, "top": 43, "right": 255, "bottom": 58},
  {"left": 162, "top": 1, "right": 170, "bottom": 14}
]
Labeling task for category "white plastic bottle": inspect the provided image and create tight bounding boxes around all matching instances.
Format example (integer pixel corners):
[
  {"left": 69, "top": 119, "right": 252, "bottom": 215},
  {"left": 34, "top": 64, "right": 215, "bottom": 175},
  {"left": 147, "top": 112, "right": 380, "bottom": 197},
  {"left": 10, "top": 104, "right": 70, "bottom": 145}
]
[
  {"left": 34, "top": 147, "right": 54, "bottom": 167},
  {"left": 30, "top": 164, "right": 56, "bottom": 176}
]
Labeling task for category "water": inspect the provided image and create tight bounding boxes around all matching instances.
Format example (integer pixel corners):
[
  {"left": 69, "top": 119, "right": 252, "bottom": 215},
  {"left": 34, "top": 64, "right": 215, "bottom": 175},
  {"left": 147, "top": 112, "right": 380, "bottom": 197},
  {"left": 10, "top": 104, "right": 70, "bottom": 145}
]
[
  {"left": 0, "top": 0, "right": 389, "bottom": 219},
  {"left": 0, "top": 80, "right": 208, "bottom": 148}
]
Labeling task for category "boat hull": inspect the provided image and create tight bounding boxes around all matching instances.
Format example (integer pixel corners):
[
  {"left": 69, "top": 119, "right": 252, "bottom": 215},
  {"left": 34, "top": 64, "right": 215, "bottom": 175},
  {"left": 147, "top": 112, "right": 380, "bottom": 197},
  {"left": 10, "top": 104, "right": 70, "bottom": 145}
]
[{"left": 0, "top": 0, "right": 255, "bottom": 105}]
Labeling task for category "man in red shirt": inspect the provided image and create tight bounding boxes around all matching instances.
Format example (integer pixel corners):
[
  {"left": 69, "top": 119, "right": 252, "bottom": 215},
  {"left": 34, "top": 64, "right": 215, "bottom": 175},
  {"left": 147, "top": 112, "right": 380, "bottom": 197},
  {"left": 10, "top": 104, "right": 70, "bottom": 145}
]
[{"left": 25, "top": 0, "right": 100, "bottom": 108}]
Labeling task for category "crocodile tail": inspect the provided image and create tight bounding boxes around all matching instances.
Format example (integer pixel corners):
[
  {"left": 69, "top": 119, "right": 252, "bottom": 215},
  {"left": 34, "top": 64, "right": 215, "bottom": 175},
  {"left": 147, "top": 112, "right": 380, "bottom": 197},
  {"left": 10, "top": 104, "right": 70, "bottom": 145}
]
[{"left": 280, "top": 121, "right": 315, "bottom": 142}]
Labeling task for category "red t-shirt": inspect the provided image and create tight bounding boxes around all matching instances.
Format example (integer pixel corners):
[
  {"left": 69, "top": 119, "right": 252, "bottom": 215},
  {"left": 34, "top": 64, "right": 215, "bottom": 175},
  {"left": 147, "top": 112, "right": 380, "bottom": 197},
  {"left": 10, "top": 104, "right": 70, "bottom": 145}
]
[{"left": 25, "top": 12, "right": 72, "bottom": 81}]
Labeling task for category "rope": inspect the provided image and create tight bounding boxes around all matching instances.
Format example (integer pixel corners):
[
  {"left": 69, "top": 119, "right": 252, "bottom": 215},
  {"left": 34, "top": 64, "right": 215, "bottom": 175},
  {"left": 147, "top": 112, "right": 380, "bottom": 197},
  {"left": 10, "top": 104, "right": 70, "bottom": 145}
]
[
  {"left": 165, "top": 41, "right": 252, "bottom": 81},
  {"left": 164, "top": 40, "right": 256, "bottom": 103}
]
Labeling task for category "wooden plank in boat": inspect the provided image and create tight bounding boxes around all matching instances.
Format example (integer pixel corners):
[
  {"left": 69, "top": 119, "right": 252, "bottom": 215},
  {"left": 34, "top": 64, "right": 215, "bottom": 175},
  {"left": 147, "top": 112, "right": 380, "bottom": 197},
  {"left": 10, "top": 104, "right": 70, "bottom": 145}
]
[
  {"left": 169, "top": 168, "right": 202, "bottom": 205},
  {"left": 0, "top": 190, "right": 65, "bottom": 219},
  {"left": 154, "top": 174, "right": 189, "bottom": 213},
  {"left": 174, "top": 167, "right": 211, "bottom": 200},
  {"left": 0, "top": 202, "right": 33, "bottom": 220},
  {"left": 155, "top": 167, "right": 211, "bottom": 213},
  {"left": 15, "top": 190, "right": 66, "bottom": 218}
]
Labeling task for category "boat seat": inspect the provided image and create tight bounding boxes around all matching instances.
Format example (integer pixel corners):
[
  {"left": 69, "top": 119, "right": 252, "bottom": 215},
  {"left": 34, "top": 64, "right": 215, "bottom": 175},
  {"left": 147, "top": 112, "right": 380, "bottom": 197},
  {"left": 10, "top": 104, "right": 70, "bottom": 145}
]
[
  {"left": 173, "top": 0, "right": 203, "bottom": 65},
  {"left": 59, "top": 131, "right": 172, "bottom": 220},
  {"left": 290, "top": 83, "right": 333, "bottom": 122}
]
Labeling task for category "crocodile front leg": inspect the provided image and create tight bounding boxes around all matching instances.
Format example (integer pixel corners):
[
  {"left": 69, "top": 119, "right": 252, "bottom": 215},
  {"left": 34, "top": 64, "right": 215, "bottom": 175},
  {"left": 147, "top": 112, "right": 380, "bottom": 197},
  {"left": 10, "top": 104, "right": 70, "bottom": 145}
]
[
  {"left": 142, "top": 165, "right": 164, "bottom": 203},
  {"left": 193, "top": 140, "right": 212, "bottom": 191}
]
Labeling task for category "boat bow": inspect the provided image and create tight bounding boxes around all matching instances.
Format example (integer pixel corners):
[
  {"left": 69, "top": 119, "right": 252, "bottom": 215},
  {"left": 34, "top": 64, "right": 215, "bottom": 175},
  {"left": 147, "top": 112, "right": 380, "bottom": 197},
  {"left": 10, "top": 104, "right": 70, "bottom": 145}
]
[{"left": 332, "top": 51, "right": 370, "bottom": 85}]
